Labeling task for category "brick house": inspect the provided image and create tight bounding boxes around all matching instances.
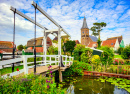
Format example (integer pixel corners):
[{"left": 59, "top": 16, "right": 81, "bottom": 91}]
[
  {"left": 0, "top": 41, "right": 16, "bottom": 53},
  {"left": 81, "top": 16, "right": 98, "bottom": 47},
  {"left": 26, "top": 37, "right": 52, "bottom": 53}
]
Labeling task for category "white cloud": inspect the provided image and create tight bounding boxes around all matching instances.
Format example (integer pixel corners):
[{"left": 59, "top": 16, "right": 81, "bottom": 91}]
[{"left": 0, "top": 0, "right": 130, "bottom": 46}]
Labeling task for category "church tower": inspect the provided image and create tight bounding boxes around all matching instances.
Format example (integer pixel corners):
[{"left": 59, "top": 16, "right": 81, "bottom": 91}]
[{"left": 81, "top": 16, "right": 89, "bottom": 46}]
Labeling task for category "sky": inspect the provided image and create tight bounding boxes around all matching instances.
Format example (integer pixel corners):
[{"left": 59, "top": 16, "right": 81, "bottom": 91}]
[{"left": 0, "top": 0, "right": 130, "bottom": 46}]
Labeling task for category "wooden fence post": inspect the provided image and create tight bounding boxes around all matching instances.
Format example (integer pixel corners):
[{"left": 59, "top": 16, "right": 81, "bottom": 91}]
[{"left": 23, "top": 55, "right": 28, "bottom": 74}]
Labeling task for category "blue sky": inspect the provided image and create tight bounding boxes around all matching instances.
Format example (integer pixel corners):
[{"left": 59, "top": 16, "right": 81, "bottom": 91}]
[{"left": 0, "top": 0, "right": 130, "bottom": 46}]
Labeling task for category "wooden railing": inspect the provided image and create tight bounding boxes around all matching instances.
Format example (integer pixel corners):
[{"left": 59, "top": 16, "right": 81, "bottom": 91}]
[{"left": 0, "top": 55, "right": 73, "bottom": 78}]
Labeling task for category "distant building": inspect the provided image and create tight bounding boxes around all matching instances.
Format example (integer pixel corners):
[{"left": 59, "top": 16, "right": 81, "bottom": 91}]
[
  {"left": 106, "top": 35, "right": 125, "bottom": 48},
  {"left": 88, "top": 42, "right": 98, "bottom": 48},
  {"left": 26, "top": 37, "right": 52, "bottom": 53},
  {"left": 81, "top": 16, "right": 98, "bottom": 47},
  {"left": 101, "top": 39, "right": 119, "bottom": 50},
  {"left": 0, "top": 41, "right": 15, "bottom": 53},
  {"left": 75, "top": 40, "right": 80, "bottom": 45}
]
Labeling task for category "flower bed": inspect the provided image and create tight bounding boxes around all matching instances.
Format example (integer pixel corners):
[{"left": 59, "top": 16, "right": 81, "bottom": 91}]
[{"left": 0, "top": 65, "right": 66, "bottom": 94}]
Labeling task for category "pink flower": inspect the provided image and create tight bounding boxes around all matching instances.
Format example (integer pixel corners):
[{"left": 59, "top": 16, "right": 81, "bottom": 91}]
[{"left": 47, "top": 85, "right": 49, "bottom": 88}]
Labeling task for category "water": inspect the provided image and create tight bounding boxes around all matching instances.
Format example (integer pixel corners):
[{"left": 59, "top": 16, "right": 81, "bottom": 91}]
[{"left": 62, "top": 76, "right": 129, "bottom": 94}]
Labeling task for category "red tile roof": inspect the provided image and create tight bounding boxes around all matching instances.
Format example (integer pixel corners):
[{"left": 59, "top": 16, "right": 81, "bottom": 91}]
[
  {"left": 102, "top": 39, "right": 117, "bottom": 47},
  {"left": 0, "top": 41, "right": 14, "bottom": 48},
  {"left": 88, "top": 42, "right": 97, "bottom": 48},
  {"left": 75, "top": 40, "right": 80, "bottom": 45}
]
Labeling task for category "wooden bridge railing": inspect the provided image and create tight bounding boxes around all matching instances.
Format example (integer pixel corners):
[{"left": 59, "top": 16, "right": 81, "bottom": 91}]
[{"left": 0, "top": 55, "right": 74, "bottom": 78}]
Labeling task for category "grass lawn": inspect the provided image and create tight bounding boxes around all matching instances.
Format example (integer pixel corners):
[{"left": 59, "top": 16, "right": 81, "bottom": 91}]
[
  {"left": 0, "top": 65, "right": 23, "bottom": 76},
  {"left": 114, "top": 55, "right": 123, "bottom": 59}
]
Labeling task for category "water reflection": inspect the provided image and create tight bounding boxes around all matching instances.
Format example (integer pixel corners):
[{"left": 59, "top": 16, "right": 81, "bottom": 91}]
[{"left": 65, "top": 76, "right": 129, "bottom": 94}]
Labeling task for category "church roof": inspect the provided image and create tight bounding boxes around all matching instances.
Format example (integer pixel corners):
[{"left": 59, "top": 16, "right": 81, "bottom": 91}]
[
  {"left": 81, "top": 16, "right": 89, "bottom": 29},
  {"left": 89, "top": 35, "right": 98, "bottom": 42}
]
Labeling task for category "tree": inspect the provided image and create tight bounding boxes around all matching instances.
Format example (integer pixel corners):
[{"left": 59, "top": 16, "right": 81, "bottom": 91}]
[
  {"left": 90, "top": 22, "right": 107, "bottom": 39},
  {"left": 17, "top": 44, "right": 24, "bottom": 51},
  {"left": 90, "top": 22, "right": 107, "bottom": 48},
  {"left": 121, "top": 44, "right": 130, "bottom": 59},
  {"left": 47, "top": 46, "right": 58, "bottom": 55},
  {"left": 64, "top": 40, "right": 76, "bottom": 56},
  {"left": 74, "top": 44, "right": 85, "bottom": 51}
]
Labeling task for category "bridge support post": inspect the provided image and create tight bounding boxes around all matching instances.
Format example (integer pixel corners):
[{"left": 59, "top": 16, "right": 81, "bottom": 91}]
[
  {"left": 59, "top": 69, "right": 63, "bottom": 82},
  {"left": 43, "top": 30, "right": 47, "bottom": 65}
]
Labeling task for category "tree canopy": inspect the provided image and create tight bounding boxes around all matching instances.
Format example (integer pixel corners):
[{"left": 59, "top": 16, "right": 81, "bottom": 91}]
[
  {"left": 17, "top": 44, "right": 24, "bottom": 51},
  {"left": 64, "top": 40, "right": 76, "bottom": 55},
  {"left": 90, "top": 22, "right": 107, "bottom": 39}
]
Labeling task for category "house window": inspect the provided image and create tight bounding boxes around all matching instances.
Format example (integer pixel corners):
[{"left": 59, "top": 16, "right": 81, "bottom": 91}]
[
  {"left": 111, "top": 43, "right": 113, "bottom": 45},
  {"left": 83, "top": 32, "right": 84, "bottom": 33}
]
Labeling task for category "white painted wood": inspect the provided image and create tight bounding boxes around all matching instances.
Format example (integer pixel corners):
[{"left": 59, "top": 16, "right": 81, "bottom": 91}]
[
  {"left": 10, "top": 6, "right": 47, "bottom": 30},
  {"left": 22, "top": 56, "right": 28, "bottom": 74},
  {"left": 44, "top": 31, "right": 47, "bottom": 65},
  {"left": 31, "top": 1, "right": 70, "bottom": 38},
  {"left": 1, "top": 69, "right": 24, "bottom": 79},
  {"left": 0, "top": 58, "right": 22, "bottom": 66}
]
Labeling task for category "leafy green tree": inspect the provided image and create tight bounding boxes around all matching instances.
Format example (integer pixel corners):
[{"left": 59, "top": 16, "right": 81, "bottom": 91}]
[
  {"left": 47, "top": 46, "right": 58, "bottom": 55},
  {"left": 23, "top": 45, "right": 26, "bottom": 49},
  {"left": 90, "top": 22, "right": 107, "bottom": 48},
  {"left": 99, "top": 46, "right": 114, "bottom": 65},
  {"left": 90, "top": 22, "right": 107, "bottom": 39},
  {"left": 64, "top": 40, "right": 76, "bottom": 56},
  {"left": 117, "top": 47, "right": 124, "bottom": 55},
  {"left": 121, "top": 44, "right": 130, "bottom": 59},
  {"left": 17, "top": 44, "right": 24, "bottom": 51},
  {"left": 74, "top": 44, "right": 85, "bottom": 50},
  {"left": 81, "top": 48, "right": 93, "bottom": 63}
]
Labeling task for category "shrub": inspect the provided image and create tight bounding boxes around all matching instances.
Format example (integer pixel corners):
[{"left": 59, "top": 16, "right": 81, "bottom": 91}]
[
  {"left": 47, "top": 46, "right": 58, "bottom": 55},
  {"left": 73, "top": 44, "right": 85, "bottom": 61},
  {"left": 117, "top": 47, "right": 124, "bottom": 55},
  {"left": 81, "top": 48, "right": 93, "bottom": 63},
  {"left": 121, "top": 44, "right": 130, "bottom": 59},
  {"left": 91, "top": 55, "right": 101, "bottom": 64},
  {"left": 99, "top": 46, "right": 114, "bottom": 65},
  {"left": 70, "top": 60, "right": 92, "bottom": 76}
]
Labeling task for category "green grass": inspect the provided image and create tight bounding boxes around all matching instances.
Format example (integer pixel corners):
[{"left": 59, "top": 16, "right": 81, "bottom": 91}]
[
  {"left": 114, "top": 55, "right": 123, "bottom": 59},
  {"left": 0, "top": 65, "right": 23, "bottom": 76}
]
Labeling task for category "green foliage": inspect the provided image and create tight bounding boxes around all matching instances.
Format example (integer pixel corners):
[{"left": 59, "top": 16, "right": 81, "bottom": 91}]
[
  {"left": 74, "top": 44, "right": 85, "bottom": 51},
  {"left": 64, "top": 40, "right": 76, "bottom": 56},
  {"left": 117, "top": 47, "right": 124, "bottom": 55},
  {"left": 97, "top": 38, "right": 102, "bottom": 48},
  {"left": 74, "top": 44, "right": 85, "bottom": 61},
  {"left": 71, "top": 60, "right": 91, "bottom": 76},
  {"left": 81, "top": 48, "right": 93, "bottom": 63},
  {"left": 90, "top": 22, "right": 107, "bottom": 39},
  {"left": 0, "top": 73, "right": 66, "bottom": 93},
  {"left": 62, "top": 60, "right": 91, "bottom": 76},
  {"left": 96, "top": 77, "right": 130, "bottom": 93},
  {"left": 47, "top": 46, "right": 58, "bottom": 55},
  {"left": 121, "top": 44, "right": 130, "bottom": 59},
  {"left": 99, "top": 46, "right": 114, "bottom": 65},
  {"left": 17, "top": 44, "right": 24, "bottom": 51},
  {"left": 91, "top": 55, "right": 101, "bottom": 64}
]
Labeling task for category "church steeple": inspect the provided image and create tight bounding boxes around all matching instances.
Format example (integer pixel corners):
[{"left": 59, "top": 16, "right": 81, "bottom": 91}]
[{"left": 81, "top": 16, "right": 88, "bottom": 29}]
